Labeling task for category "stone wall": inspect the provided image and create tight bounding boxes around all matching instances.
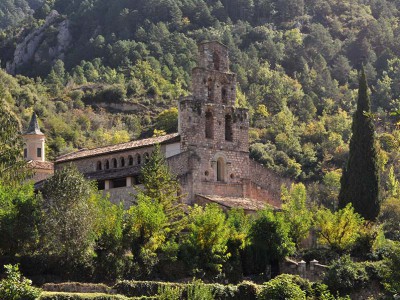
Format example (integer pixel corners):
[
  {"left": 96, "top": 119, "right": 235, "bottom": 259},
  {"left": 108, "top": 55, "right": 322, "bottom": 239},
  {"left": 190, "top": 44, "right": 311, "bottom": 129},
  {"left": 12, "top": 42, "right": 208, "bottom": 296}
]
[
  {"left": 280, "top": 259, "right": 328, "bottom": 282},
  {"left": 197, "top": 42, "right": 229, "bottom": 73},
  {"left": 248, "top": 160, "right": 291, "bottom": 205},
  {"left": 103, "top": 186, "right": 138, "bottom": 207}
]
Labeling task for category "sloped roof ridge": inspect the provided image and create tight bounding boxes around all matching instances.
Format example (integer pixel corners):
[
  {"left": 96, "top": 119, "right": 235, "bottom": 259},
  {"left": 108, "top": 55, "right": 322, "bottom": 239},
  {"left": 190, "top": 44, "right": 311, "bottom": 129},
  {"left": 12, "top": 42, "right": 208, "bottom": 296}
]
[
  {"left": 25, "top": 112, "right": 43, "bottom": 135},
  {"left": 56, "top": 132, "right": 180, "bottom": 162}
]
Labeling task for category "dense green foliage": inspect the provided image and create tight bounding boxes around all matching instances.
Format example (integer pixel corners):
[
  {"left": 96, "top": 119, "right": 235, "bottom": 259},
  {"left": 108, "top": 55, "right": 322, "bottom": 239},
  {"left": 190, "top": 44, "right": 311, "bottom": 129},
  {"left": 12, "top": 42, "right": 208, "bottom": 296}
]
[
  {"left": 0, "top": 264, "right": 41, "bottom": 300},
  {"left": 0, "top": 0, "right": 399, "bottom": 297},
  {"left": 39, "top": 166, "right": 103, "bottom": 269},
  {"left": 0, "top": 97, "right": 30, "bottom": 186},
  {"left": 0, "top": 0, "right": 398, "bottom": 188},
  {"left": 339, "top": 69, "right": 381, "bottom": 220},
  {"left": 0, "top": 0, "right": 43, "bottom": 29}
]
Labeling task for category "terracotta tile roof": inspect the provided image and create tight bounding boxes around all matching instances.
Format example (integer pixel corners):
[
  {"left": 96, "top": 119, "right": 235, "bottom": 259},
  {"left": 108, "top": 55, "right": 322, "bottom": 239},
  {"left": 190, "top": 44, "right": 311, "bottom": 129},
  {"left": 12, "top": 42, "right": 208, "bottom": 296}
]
[
  {"left": 196, "top": 194, "right": 275, "bottom": 211},
  {"left": 56, "top": 133, "right": 180, "bottom": 163},
  {"left": 28, "top": 160, "right": 54, "bottom": 170}
]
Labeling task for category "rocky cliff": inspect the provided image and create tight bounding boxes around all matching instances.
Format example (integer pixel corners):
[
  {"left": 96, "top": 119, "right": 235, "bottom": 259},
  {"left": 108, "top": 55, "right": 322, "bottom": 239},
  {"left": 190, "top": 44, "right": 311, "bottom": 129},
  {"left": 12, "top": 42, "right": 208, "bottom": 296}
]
[{"left": 6, "top": 10, "right": 71, "bottom": 75}]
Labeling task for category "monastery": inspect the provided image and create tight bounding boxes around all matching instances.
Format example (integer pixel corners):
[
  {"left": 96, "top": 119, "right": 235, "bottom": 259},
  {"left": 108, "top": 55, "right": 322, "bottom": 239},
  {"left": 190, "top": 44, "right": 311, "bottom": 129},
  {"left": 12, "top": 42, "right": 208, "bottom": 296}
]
[{"left": 25, "top": 41, "right": 287, "bottom": 211}]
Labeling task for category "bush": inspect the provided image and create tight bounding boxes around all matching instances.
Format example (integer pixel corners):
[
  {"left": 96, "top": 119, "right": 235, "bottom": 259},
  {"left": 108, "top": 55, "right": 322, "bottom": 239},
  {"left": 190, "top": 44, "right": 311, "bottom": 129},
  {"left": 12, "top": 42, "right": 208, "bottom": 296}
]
[
  {"left": 186, "top": 280, "right": 215, "bottom": 300},
  {"left": 113, "top": 280, "right": 260, "bottom": 300},
  {"left": 323, "top": 255, "right": 369, "bottom": 295},
  {"left": 0, "top": 264, "right": 41, "bottom": 300},
  {"left": 42, "top": 282, "right": 111, "bottom": 294},
  {"left": 258, "top": 274, "right": 306, "bottom": 300},
  {"left": 38, "top": 292, "right": 156, "bottom": 299},
  {"left": 235, "top": 281, "right": 259, "bottom": 300},
  {"left": 113, "top": 281, "right": 183, "bottom": 297}
]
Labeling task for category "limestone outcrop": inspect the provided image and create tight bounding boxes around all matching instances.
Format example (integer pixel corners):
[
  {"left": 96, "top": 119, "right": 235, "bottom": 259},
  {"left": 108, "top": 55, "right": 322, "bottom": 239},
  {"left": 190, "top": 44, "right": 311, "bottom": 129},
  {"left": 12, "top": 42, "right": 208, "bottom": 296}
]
[{"left": 6, "top": 10, "right": 71, "bottom": 74}]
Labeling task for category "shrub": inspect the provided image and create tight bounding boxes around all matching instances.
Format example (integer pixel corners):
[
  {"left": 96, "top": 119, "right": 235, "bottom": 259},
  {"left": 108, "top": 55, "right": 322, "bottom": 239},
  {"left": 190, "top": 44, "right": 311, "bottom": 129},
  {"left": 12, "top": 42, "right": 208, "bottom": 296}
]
[
  {"left": 323, "top": 255, "right": 369, "bottom": 295},
  {"left": 113, "top": 281, "right": 182, "bottom": 297},
  {"left": 258, "top": 274, "right": 306, "bottom": 300},
  {"left": 157, "top": 285, "right": 182, "bottom": 300},
  {"left": 187, "top": 280, "right": 215, "bottom": 300},
  {"left": 38, "top": 292, "right": 156, "bottom": 299},
  {"left": 113, "top": 280, "right": 261, "bottom": 300},
  {"left": 42, "top": 282, "right": 111, "bottom": 293},
  {"left": 235, "top": 281, "right": 259, "bottom": 300},
  {"left": 0, "top": 264, "right": 41, "bottom": 300}
]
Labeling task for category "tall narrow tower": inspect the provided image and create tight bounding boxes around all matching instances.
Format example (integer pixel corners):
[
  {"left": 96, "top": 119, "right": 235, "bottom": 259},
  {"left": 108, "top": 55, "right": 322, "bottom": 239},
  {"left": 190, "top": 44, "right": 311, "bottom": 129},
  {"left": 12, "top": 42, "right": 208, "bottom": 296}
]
[
  {"left": 23, "top": 112, "right": 46, "bottom": 162},
  {"left": 179, "top": 41, "right": 250, "bottom": 201}
]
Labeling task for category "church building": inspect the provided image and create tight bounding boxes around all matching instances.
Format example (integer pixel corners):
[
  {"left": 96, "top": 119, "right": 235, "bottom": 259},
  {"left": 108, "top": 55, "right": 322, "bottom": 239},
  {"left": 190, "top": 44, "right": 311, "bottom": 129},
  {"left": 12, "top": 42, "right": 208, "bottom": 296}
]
[
  {"left": 28, "top": 41, "right": 287, "bottom": 211},
  {"left": 23, "top": 112, "right": 54, "bottom": 183}
]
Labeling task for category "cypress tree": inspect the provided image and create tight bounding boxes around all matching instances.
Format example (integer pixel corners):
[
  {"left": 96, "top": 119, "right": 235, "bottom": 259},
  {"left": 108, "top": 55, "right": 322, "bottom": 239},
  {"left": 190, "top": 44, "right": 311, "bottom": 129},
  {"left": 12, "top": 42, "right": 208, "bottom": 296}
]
[{"left": 338, "top": 68, "right": 380, "bottom": 220}]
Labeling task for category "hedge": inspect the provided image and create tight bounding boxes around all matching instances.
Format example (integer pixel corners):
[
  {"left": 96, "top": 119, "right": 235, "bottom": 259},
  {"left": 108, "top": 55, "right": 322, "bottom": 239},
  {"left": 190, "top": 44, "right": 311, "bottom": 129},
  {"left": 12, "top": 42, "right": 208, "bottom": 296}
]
[
  {"left": 39, "top": 292, "right": 157, "bottom": 300},
  {"left": 113, "top": 280, "right": 260, "bottom": 300},
  {"left": 43, "top": 282, "right": 111, "bottom": 294}
]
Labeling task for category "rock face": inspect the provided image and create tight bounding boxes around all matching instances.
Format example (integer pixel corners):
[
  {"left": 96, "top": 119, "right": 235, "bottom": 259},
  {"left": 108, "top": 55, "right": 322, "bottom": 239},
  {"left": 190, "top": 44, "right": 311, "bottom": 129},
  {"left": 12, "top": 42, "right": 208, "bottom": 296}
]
[{"left": 6, "top": 10, "right": 72, "bottom": 74}]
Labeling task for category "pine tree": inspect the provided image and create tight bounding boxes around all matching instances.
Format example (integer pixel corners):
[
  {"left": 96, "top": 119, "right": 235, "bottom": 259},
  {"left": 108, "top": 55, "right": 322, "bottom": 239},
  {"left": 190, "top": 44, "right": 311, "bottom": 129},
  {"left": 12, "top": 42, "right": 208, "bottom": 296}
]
[
  {"left": 338, "top": 68, "right": 380, "bottom": 220},
  {"left": 138, "top": 144, "right": 186, "bottom": 236}
]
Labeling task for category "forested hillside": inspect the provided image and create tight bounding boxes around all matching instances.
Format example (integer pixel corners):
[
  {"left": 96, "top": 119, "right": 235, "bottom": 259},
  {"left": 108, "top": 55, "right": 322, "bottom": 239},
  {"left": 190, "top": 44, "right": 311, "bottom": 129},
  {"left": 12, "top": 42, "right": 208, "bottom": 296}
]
[
  {"left": 1, "top": 1, "right": 400, "bottom": 296},
  {"left": 0, "top": 0, "right": 43, "bottom": 29},
  {"left": 0, "top": 0, "right": 399, "bottom": 191}
]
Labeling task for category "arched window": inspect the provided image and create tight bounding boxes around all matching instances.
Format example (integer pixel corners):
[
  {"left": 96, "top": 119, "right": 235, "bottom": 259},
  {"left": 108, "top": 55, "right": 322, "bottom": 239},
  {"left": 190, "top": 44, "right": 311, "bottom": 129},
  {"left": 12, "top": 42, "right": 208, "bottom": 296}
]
[
  {"left": 213, "top": 51, "right": 220, "bottom": 71},
  {"left": 207, "top": 78, "right": 213, "bottom": 101},
  {"left": 205, "top": 111, "right": 214, "bottom": 139},
  {"left": 112, "top": 158, "right": 118, "bottom": 168},
  {"left": 128, "top": 155, "right": 134, "bottom": 166},
  {"left": 225, "top": 114, "right": 233, "bottom": 141},
  {"left": 137, "top": 154, "right": 141, "bottom": 165},
  {"left": 217, "top": 157, "right": 225, "bottom": 182},
  {"left": 120, "top": 157, "right": 125, "bottom": 167},
  {"left": 144, "top": 152, "right": 150, "bottom": 163},
  {"left": 105, "top": 160, "right": 110, "bottom": 170},
  {"left": 96, "top": 161, "right": 102, "bottom": 171},
  {"left": 222, "top": 87, "right": 227, "bottom": 104}
]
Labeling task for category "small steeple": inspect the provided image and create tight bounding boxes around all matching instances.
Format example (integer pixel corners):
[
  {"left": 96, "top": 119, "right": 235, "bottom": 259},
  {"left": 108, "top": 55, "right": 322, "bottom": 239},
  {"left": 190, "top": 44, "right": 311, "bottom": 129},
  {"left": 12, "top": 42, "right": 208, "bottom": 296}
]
[
  {"left": 25, "top": 112, "right": 43, "bottom": 135},
  {"left": 23, "top": 112, "right": 46, "bottom": 162}
]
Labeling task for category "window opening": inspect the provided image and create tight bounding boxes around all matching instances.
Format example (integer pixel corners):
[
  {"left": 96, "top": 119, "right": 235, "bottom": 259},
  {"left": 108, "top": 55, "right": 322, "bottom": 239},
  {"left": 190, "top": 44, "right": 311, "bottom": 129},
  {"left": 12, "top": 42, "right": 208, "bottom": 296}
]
[
  {"left": 225, "top": 114, "right": 233, "bottom": 141},
  {"left": 213, "top": 52, "right": 220, "bottom": 70},
  {"left": 222, "top": 87, "right": 227, "bottom": 104},
  {"left": 205, "top": 111, "right": 214, "bottom": 139},
  {"left": 217, "top": 157, "right": 225, "bottom": 182},
  {"left": 111, "top": 177, "right": 127, "bottom": 188},
  {"left": 97, "top": 180, "right": 105, "bottom": 190}
]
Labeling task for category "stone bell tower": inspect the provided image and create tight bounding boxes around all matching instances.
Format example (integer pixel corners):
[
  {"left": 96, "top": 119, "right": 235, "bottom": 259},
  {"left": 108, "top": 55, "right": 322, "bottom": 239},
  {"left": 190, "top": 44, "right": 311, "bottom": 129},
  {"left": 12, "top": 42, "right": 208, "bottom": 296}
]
[{"left": 178, "top": 41, "right": 250, "bottom": 200}]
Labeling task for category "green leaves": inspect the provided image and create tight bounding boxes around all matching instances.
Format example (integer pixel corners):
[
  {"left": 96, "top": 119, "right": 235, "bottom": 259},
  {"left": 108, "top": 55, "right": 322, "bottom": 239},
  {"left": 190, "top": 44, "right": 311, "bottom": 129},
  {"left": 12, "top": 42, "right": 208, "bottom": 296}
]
[
  {"left": 281, "top": 183, "right": 312, "bottom": 248},
  {"left": 314, "top": 204, "right": 365, "bottom": 253},
  {"left": 0, "top": 264, "right": 41, "bottom": 300}
]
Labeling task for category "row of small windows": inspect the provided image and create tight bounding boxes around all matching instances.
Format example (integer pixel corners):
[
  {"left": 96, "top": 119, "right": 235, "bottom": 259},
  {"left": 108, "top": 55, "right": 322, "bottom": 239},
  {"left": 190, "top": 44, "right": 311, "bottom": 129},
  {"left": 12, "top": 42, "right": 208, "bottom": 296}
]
[
  {"left": 96, "top": 152, "right": 150, "bottom": 171},
  {"left": 205, "top": 112, "right": 233, "bottom": 142}
]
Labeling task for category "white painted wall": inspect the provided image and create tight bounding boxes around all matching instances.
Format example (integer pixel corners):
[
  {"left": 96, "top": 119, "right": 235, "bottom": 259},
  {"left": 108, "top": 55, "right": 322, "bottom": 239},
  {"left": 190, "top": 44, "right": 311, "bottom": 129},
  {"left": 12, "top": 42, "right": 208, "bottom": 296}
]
[{"left": 165, "top": 142, "right": 181, "bottom": 158}]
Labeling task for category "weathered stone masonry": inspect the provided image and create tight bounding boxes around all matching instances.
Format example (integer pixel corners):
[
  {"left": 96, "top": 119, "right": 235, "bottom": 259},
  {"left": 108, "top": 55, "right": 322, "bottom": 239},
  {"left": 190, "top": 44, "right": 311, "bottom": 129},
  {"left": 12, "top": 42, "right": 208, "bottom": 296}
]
[{"left": 52, "top": 41, "right": 288, "bottom": 211}]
